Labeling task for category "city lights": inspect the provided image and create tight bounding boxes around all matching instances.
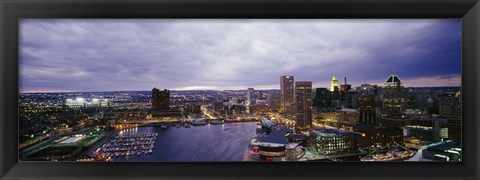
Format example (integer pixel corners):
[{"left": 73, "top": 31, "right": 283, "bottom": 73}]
[{"left": 18, "top": 19, "right": 461, "bottom": 162}]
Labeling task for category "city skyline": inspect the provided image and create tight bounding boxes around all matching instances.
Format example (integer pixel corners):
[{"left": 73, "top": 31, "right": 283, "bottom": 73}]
[
  {"left": 20, "top": 19, "right": 461, "bottom": 93},
  {"left": 19, "top": 75, "right": 462, "bottom": 94}
]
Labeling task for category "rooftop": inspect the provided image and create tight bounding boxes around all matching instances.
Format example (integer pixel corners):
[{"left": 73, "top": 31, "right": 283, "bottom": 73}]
[
  {"left": 258, "top": 129, "right": 289, "bottom": 145},
  {"left": 315, "top": 129, "right": 351, "bottom": 136}
]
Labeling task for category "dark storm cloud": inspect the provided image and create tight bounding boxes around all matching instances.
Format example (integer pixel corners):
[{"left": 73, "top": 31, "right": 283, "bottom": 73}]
[{"left": 19, "top": 19, "right": 461, "bottom": 92}]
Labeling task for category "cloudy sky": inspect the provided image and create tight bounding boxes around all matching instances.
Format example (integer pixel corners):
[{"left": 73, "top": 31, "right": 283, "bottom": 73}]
[{"left": 20, "top": 19, "right": 461, "bottom": 93}]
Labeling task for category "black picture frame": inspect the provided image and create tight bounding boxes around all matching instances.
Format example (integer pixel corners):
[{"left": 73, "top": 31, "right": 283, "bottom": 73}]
[{"left": 1, "top": 0, "right": 479, "bottom": 180}]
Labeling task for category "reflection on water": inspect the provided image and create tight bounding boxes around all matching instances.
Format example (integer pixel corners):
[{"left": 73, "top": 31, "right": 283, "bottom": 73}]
[{"left": 113, "top": 122, "right": 257, "bottom": 161}]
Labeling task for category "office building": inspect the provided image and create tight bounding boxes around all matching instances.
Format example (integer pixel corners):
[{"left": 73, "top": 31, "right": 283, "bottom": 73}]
[
  {"left": 346, "top": 89, "right": 358, "bottom": 109},
  {"left": 295, "top": 81, "right": 313, "bottom": 128},
  {"left": 446, "top": 115, "right": 461, "bottom": 141},
  {"left": 314, "top": 129, "right": 356, "bottom": 155},
  {"left": 313, "top": 88, "right": 332, "bottom": 112},
  {"left": 152, "top": 88, "right": 170, "bottom": 111},
  {"left": 246, "top": 88, "right": 256, "bottom": 105},
  {"left": 280, "top": 75, "right": 295, "bottom": 113},
  {"left": 358, "top": 94, "right": 377, "bottom": 125},
  {"left": 382, "top": 75, "right": 406, "bottom": 117}
]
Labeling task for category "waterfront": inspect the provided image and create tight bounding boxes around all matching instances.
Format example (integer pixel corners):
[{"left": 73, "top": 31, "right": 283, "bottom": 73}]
[
  {"left": 18, "top": 20, "right": 462, "bottom": 162},
  {"left": 104, "top": 122, "right": 257, "bottom": 161}
]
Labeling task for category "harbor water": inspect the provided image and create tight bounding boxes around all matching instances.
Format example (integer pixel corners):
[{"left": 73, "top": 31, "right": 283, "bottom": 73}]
[{"left": 112, "top": 122, "right": 257, "bottom": 161}]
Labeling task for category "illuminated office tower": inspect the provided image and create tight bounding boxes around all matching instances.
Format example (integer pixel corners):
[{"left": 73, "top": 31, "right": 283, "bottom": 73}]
[
  {"left": 295, "top": 81, "right": 313, "bottom": 128},
  {"left": 330, "top": 75, "right": 339, "bottom": 92},
  {"left": 280, "top": 75, "right": 295, "bottom": 113},
  {"left": 152, "top": 88, "right": 170, "bottom": 111},
  {"left": 382, "top": 75, "right": 405, "bottom": 117}
]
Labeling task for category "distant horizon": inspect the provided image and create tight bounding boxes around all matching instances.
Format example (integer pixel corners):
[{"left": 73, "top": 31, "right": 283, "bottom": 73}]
[{"left": 20, "top": 85, "right": 462, "bottom": 94}]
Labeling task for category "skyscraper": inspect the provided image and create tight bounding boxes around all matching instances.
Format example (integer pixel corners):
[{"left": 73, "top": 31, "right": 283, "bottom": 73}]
[
  {"left": 382, "top": 75, "right": 405, "bottom": 117},
  {"left": 280, "top": 75, "right": 295, "bottom": 113},
  {"left": 313, "top": 88, "right": 332, "bottom": 112},
  {"left": 357, "top": 84, "right": 381, "bottom": 125},
  {"left": 358, "top": 94, "right": 377, "bottom": 125},
  {"left": 246, "top": 88, "right": 256, "bottom": 105},
  {"left": 330, "top": 75, "right": 339, "bottom": 92},
  {"left": 152, "top": 88, "right": 170, "bottom": 111},
  {"left": 295, "top": 81, "right": 313, "bottom": 128}
]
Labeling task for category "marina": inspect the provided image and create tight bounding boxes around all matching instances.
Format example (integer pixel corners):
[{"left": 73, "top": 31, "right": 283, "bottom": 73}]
[
  {"left": 95, "top": 131, "right": 157, "bottom": 159},
  {"left": 92, "top": 122, "right": 257, "bottom": 161}
]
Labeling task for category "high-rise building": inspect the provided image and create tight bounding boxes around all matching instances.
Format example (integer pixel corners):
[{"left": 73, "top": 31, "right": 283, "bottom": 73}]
[
  {"left": 295, "top": 81, "right": 313, "bottom": 128},
  {"left": 280, "top": 75, "right": 295, "bottom": 113},
  {"left": 382, "top": 75, "right": 405, "bottom": 117},
  {"left": 357, "top": 84, "right": 382, "bottom": 125},
  {"left": 346, "top": 89, "right": 358, "bottom": 109},
  {"left": 446, "top": 115, "right": 461, "bottom": 141},
  {"left": 358, "top": 94, "right": 377, "bottom": 125},
  {"left": 246, "top": 88, "right": 256, "bottom": 105},
  {"left": 330, "top": 75, "right": 339, "bottom": 92},
  {"left": 152, "top": 88, "right": 170, "bottom": 111},
  {"left": 313, "top": 88, "right": 332, "bottom": 112}
]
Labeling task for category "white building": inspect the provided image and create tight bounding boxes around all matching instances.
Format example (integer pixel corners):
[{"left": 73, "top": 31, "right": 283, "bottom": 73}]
[{"left": 66, "top": 97, "right": 110, "bottom": 108}]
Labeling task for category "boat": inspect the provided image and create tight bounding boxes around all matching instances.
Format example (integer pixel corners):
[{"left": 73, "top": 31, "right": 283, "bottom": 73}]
[
  {"left": 97, "top": 132, "right": 158, "bottom": 160},
  {"left": 210, "top": 119, "right": 224, "bottom": 125},
  {"left": 361, "top": 142, "right": 415, "bottom": 161},
  {"left": 160, "top": 125, "right": 168, "bottom": 129},
  {"left": 192, "top": 120, "right": 207, "bottom": 126},
  {"left": 184, "top": 124, "right": 191, "bottom": 128}
]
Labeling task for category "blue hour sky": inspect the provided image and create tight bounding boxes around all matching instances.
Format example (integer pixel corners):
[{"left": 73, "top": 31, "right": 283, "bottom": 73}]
[{"left": 20, "top": 19, "right": 461, "bottom": 93}]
